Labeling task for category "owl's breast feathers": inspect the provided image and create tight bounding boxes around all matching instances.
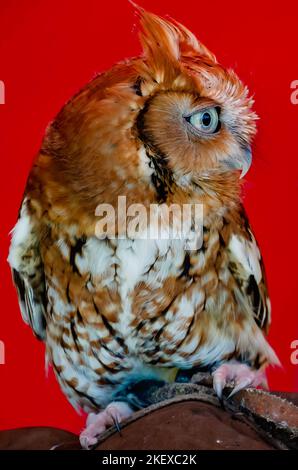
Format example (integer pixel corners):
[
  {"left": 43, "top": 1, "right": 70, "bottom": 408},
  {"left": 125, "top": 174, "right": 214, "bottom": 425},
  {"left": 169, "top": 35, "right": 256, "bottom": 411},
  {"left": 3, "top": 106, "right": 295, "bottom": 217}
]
[{"left": 8, "top": 180, "right": 278, "bottom": 410}]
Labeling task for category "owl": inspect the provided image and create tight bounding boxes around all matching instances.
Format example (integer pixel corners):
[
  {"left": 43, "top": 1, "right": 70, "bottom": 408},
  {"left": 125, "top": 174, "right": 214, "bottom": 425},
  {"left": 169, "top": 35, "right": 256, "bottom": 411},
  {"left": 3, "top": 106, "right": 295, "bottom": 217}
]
[{"left": 8, "top": 7, "right": 279, "bottom": 449}]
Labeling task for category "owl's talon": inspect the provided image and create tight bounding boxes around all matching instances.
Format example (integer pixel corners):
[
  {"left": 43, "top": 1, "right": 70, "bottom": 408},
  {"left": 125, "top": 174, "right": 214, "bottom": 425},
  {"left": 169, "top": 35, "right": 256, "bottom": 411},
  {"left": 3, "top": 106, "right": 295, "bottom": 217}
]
[
  {"left": 79, "top": 435, "right": 98, "bottom": 450},
  {"left": 212, "top": 361, "right": 266, "bottom": 402},
  {"left": 79, "top": 401, "right": 133, "bottom": 450}
]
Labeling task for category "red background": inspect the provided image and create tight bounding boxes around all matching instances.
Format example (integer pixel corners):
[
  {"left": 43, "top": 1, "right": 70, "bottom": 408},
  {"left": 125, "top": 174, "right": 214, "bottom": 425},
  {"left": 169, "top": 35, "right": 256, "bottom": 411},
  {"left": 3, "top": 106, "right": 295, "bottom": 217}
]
[{"left": 0, "top": 0, "right": 297, "bottom": 433}]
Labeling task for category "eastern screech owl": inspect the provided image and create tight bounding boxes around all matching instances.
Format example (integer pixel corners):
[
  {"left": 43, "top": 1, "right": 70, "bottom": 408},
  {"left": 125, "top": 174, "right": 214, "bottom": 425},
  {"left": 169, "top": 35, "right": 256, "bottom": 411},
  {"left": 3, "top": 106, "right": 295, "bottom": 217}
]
[{"left": 8, "top": 7, "right": 279, "bottom": 448}]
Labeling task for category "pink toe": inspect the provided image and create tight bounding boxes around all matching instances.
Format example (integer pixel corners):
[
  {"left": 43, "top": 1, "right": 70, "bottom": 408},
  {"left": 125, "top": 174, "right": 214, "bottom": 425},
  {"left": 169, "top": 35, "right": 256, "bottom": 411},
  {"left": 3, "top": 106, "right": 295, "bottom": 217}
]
[{"left": 79, "top": 434, "right": 98, "bottom": 450}]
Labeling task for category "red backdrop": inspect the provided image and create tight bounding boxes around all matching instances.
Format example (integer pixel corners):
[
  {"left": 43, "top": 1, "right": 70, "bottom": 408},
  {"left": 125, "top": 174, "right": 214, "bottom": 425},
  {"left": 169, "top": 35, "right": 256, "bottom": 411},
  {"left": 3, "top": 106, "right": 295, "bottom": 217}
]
[{"left": 0, "top": 0, "right": 297, "bottom": 433}]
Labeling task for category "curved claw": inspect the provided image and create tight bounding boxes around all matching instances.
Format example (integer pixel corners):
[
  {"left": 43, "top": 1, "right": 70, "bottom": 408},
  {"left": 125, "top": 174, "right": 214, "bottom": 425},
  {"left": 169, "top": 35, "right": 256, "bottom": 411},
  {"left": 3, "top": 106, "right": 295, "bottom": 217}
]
[
  {"left": 213, "top": 374, "right": 226, "bottom": 400},
  {"left": 111, "top": 415, "right": 122, "bottom": 435},
  {"left": 227, "top": 377, "right": 252, "bottom": 399}
]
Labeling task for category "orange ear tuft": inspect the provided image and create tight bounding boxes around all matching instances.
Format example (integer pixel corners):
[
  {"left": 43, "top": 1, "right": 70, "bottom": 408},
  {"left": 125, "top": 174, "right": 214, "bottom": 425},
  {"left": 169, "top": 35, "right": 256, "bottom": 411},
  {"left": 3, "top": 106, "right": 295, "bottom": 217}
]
[
  {"left": 169, "top": 17, "right": 216, "bottom": 62},
  {"left": 130, "top": 2, "right": 216, "bottom": 83}
]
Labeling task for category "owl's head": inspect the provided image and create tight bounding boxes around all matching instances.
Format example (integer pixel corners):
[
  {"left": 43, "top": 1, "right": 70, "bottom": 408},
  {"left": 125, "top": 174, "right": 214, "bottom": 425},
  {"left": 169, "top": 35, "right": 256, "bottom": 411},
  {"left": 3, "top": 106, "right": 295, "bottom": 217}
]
[
  {"left": 42, "top": 6, "right": 257, "bottom": 210},
  {"left": 133, "top": 7, "right": 257, "bottom": 189}
]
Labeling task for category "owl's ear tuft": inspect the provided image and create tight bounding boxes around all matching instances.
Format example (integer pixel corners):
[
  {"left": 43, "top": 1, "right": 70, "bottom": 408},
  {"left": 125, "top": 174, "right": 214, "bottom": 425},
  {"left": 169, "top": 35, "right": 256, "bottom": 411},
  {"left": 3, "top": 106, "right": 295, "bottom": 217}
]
[
  {"left": 131, "top": 3, "right": 216, "bottom": 83},
  {"left": 169, "top": 17, "right": 217, "bottom": 63}
]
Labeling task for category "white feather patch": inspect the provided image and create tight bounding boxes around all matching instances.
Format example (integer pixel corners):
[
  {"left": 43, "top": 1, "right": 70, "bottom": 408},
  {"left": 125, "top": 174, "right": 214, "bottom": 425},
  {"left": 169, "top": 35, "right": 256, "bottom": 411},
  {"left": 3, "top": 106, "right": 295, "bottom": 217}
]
[{"left": 228, "top": 234, "right": 262, "bottom": 284}]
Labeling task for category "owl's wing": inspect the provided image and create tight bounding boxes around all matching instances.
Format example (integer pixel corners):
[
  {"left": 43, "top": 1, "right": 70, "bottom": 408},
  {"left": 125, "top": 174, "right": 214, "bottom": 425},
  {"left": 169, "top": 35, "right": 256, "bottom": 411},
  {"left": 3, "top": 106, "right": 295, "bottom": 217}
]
[
  {"left": 226, "top": 210, "right": 271, "bottom": 334},
  {"left": 8, "top": 199, "right": 47, "bottom": 340}
]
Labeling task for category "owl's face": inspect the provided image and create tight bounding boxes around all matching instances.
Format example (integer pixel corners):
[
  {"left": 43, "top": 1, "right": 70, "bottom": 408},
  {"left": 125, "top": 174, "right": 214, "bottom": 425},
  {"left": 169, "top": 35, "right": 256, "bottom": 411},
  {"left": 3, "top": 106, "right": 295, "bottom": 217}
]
[{"left": 137, "top": 89, "right": 255, "bottom": 184}]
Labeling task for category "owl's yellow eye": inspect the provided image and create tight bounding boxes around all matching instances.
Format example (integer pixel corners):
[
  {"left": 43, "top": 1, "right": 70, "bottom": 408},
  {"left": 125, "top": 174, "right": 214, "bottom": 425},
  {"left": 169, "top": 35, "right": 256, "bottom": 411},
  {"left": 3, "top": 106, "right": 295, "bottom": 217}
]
[{"left": 187, "top": 107, "right": 220, "bottom": 134}]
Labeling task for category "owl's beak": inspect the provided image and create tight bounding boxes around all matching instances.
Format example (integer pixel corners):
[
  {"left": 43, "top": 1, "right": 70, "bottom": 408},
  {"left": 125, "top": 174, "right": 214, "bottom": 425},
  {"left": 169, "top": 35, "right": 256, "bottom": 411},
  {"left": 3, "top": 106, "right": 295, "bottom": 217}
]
[
  {"left": 222, "top": 146, "right": 252, "bottom": 178},
  {"left": 240, "top": 146, "right": 252, "bottom": 178}
]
